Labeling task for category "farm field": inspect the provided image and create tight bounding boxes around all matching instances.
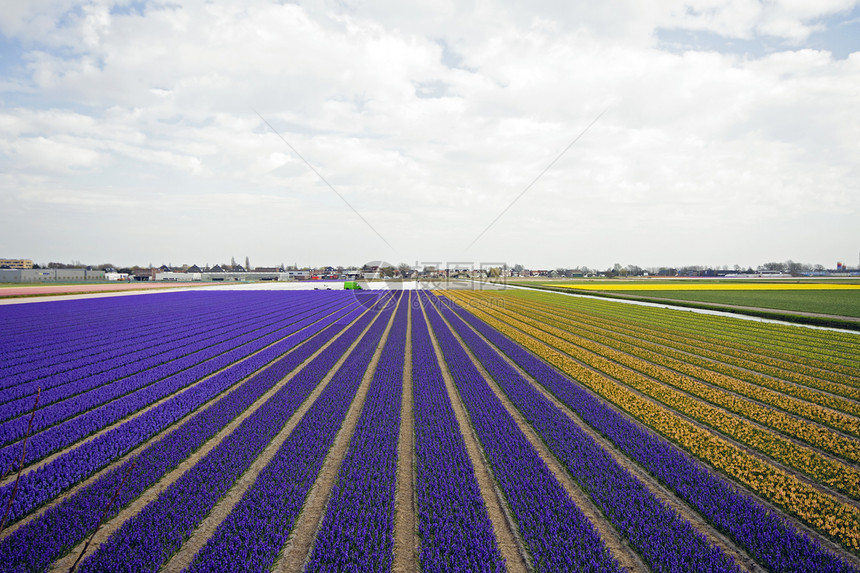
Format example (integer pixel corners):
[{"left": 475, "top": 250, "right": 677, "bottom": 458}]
[
  {"left": 527, "top": 280, "right": 860, "bottom": 319},
  {"left": 1, "top": 289, "right": 859, "bottom": 572},
  {"left": 0, "top": 282, "right": 212, "bottom": 299}
]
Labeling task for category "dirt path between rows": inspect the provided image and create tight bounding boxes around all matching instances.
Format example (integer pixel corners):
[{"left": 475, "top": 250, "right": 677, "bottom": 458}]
[
  {"left": 160, "top": 307, "right": 378, "bottom": 572},
  {"left": 271, "top": 296, "right": 401, "bottom": 573},
  {"left": 472, "top": 303, "right": 860, "bottom": 569},
  {"left": 392, "top": 298, "right": 418, "bottom": 573},
  {"left": 47, "top": 307, "right": 368, "bottom": 573},
  {"left": 434, "top": 304, "right": 652, "bottom": 573},
  {"left": 420, "top": 298, "right": 530, "bottom": 573},
  {"left": 1, "top": 304, "right": 351, "bottom": 491}
]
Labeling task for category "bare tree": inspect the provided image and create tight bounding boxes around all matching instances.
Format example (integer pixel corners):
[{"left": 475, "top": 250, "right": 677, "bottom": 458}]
[
  {"left": 762, "top": 261, "right": 787, "bottom": 272},
  {"left": 786, "top": 260, "right": 803, "bottom": 275}
]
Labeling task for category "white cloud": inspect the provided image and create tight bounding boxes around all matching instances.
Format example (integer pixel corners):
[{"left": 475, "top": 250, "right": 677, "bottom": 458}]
[
  {"left": 0, "top": 1, "right": 79, "bottom": 40},
  {"left": 0, "top": 0, "right": 858, "bottom": 268},
  {"left": 1, "top": 135, "right": 106, "bottom": 172},
  {"left": 655, "top": 0, "right": 860, "bottom": 42}
]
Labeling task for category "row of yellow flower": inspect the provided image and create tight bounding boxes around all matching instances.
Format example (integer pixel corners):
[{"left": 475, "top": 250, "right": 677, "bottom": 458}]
[
  {"left": 520, "top": 290, "right": 860, "bottom": 373},
  {"left": 506, "top": 295, "right": 860, "bottom": 426},
  {"left": 560, "top": 293, "right": 860, "bottom": 370},
  {"left": 502, "top": 299, "right": 860, "bottom": 467},
  {"left": 614, "top": 323, "right": 860, "bottom": 402},
  {"left": 514, "top": 290, "right": 860, "bottom": 389},
  {"left": 556, "top": 283, "right": 860, "bottom": 291},
  {"left": 541, "top": 289, "right": 860, "bottom": 369},
  {"left": 447, "top": 290, "right": 860, "bottom": 553},
  {"left": 508, "top": 292, "right": 860, "bottom": 410},
  {"left": 481, "top": 298, "right": 860, "bottom": 500}
]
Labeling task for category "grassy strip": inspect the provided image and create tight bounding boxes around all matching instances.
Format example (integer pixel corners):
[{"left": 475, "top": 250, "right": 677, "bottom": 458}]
[
  {"left": 519, "top": 283, "right": 860, "bottom": 331},
  {"left": 587, "top": 289, "right": 860, "bottom": 318}
]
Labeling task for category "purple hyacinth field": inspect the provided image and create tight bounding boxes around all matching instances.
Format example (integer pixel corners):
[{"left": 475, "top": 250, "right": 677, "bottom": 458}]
[{"left": 1, "top": 288, "right": 858, "bottom": 573}]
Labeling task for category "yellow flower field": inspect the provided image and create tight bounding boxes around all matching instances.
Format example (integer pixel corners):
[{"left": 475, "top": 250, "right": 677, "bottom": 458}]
[
  {"left": 446, "top": 288, "right": 860, "bottom": 553},
  {"left": 553, "top": 282, "right": 860, "bottom": 291}
]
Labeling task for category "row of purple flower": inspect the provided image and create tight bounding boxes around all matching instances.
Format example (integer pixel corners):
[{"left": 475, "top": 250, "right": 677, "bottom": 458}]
[
  {"left": 2, "top": 289, "right": 856, "bottom": 572},
  {"left": 0, "top": 293, "right": 355, "bottom": 527},
  {"left": 0, "top": 293, "right": 255, "bottom": 378},
  {"left": 304, "top": 290, "right": 408, "bottom": 571},
  {"left": 0, "top": 293, "right": 354, "bottom": 511},
  {"left": 0, "top": 292, "right": 312, "bottom": 418},
  {"left": 0, "top": 294, "right": 342, "bottom": 447},
  {"left": 411, "top": 291, "right": 506, "bottom": 572},
  {"left": 422, "top": 291, "right": 626, "bottom": 573},
  {"left": 440, "top": 293, "right": 858, "bottom": 573},
  {"left": 181, "top": 292, "right": 397, "bottom": 572},
  {"left": 1, "top": 292, "right": 375, "bottom": 571}
]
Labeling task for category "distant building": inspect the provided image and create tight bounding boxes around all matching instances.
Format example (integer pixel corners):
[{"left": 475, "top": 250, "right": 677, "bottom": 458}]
[
  {"left": 131, "top": 269, "right": 155, "bottom": 281},
  {"left": 0, "top": 259, "right": 33, "bottom": 269},
  {"left": 0, "top": 268, "right": 105, "bottom": 282},
  {"left": 160, "top": 268, "right": 288, "bottom": 282},
  {"left": 283, "top": 270, "right": 310, "bottom": 280},
  {"left": 157, "top": 271, "right": 200, "bottom": 281}
]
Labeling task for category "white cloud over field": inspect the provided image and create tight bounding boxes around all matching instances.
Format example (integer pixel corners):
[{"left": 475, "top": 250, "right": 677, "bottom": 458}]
[{"left": 0, "top": 0, "right": 858, "bottom": 269}]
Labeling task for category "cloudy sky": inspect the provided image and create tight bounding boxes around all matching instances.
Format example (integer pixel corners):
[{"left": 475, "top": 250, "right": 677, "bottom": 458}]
[{"left": 1, "top": 0, "right": 858, "bottom": 270}]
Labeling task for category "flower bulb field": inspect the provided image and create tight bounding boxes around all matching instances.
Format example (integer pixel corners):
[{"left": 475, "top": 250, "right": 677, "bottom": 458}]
[{"left": 1, "top": 288, "right": 859, "bottom": 573}]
